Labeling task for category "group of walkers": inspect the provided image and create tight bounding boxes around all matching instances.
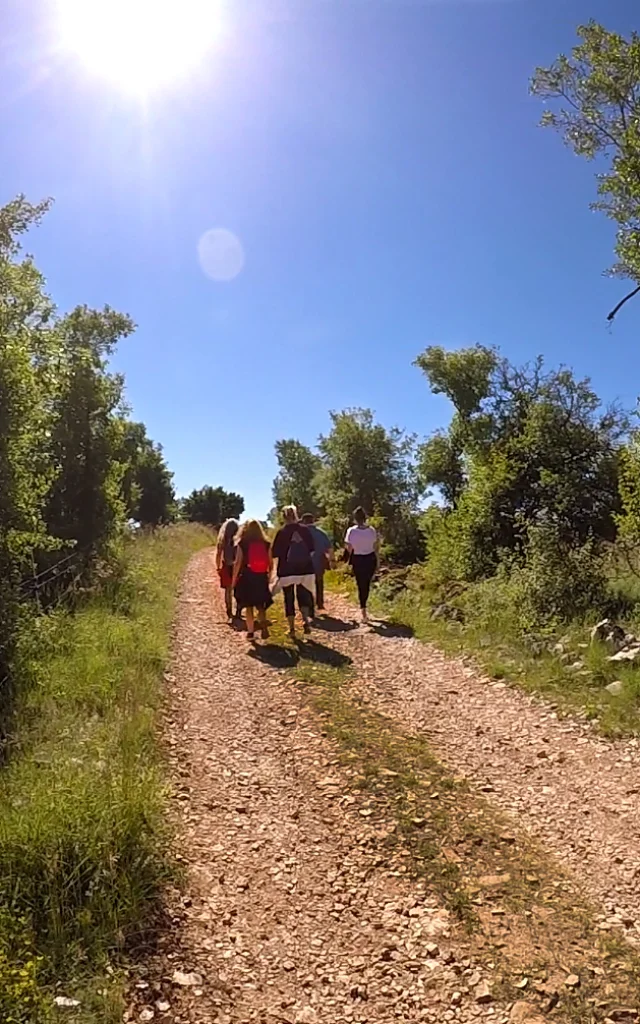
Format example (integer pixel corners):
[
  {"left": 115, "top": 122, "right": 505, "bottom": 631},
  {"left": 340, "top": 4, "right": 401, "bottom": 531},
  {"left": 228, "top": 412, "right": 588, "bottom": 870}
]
[{"left": 215, "top": 505, "right": 379, "bottom": 641}]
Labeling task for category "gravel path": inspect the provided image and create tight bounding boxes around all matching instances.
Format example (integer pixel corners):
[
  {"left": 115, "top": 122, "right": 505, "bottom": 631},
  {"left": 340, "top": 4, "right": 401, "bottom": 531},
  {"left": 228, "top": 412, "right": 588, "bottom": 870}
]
[
  {"left": 129, "top": 550, "right": 509, "bottom": 1024},
  {"left": 325, "top": 593, "right": 640, "bottom": 942}
]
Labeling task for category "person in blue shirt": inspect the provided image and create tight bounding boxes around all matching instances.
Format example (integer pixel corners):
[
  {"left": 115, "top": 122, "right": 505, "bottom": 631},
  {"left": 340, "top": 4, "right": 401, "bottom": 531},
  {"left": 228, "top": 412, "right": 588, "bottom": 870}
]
[{"left": 301, "top": 513, "right": 333, "bottom": 614}]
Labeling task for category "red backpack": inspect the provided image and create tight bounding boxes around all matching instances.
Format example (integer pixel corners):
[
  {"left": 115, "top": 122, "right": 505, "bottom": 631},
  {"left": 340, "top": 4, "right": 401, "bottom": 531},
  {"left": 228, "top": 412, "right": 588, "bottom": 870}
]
[{"left": 246, "top": 540, "right": 270, "bottom": 573}]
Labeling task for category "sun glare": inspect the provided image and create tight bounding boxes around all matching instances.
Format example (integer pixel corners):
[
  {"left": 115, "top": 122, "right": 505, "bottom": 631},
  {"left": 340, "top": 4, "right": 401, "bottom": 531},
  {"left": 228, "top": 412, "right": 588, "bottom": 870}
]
[{"left": 58, "top": 0, "right": 219, "bottom": 92}]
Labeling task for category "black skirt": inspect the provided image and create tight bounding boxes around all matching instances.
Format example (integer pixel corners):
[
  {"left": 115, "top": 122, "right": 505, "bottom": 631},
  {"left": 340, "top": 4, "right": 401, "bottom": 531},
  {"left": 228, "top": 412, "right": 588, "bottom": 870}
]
[{"left": 234, "top": 569, "right": 273, "bottom": 611}]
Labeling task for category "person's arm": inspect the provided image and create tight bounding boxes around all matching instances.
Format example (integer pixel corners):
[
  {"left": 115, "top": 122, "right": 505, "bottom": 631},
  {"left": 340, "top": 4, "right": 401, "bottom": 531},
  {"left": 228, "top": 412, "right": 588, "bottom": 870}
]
[
  {"left": 344, "top": 527, "right": 353, "bottom": 558},
  {"left": 373, "top": 530, "right": 380, "bottom": 572},
  {"left": 271, "top": 530, "right": 282, "bottom": 577},
  {"left": 231, "top": 545, "right": 244, "bottom": 588},
  {"left": 215, "top": 538, "right": 223, "bottom": 571}
]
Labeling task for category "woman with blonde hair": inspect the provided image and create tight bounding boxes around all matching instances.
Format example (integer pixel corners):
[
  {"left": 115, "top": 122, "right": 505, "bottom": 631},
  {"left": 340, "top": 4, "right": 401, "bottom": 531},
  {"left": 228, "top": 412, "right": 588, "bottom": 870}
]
[
  {"left": 232, "top": 519, "right": 273, "bottom": 640},
  {"left": 216, "top": 518, "right": 240, "bottom": 621}
]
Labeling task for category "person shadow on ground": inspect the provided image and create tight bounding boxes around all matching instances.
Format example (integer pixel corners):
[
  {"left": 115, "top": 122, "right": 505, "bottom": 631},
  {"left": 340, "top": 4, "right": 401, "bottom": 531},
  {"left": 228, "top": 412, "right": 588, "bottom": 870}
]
[
  {"left": 248, "top": 637, "right": 352, "bottom": 670},
  {"left": 311, "top": 615, "right": 358, "bottom": 634},
  {"left": 368, "top": 621, "right": 414, "bottom": 639}
]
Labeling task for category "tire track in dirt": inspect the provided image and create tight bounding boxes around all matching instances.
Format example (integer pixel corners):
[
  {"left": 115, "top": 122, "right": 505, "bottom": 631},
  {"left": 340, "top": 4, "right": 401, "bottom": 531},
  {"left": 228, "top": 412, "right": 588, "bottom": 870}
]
[
  {"left": 127, "top": 550, "right": 515, "bottom": 1024},
  {"left": 325, "top": 591, "right": 640, "bottom": 944}
]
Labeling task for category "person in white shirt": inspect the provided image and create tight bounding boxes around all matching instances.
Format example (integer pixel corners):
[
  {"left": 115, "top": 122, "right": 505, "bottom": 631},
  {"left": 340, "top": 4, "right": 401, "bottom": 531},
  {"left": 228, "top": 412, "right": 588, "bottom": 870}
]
[{"left": 345, "top": 507, "right": 379, "bottom": 623}]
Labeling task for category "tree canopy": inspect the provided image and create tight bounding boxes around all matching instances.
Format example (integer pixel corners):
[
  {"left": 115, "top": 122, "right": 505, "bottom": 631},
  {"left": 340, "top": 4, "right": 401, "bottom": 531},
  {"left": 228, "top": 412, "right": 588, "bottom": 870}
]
[
  {"left": 181, "top": 486, "right": 244, "bottom": 526},
  {"left": 416, "top": 344, "right": 625, "bottom": 580},
  {"left": 532, "top": 21, "right": 640, "bottom": 319},
  {"left": 272, "top": 439, "right": 323, "bottom": 517}
]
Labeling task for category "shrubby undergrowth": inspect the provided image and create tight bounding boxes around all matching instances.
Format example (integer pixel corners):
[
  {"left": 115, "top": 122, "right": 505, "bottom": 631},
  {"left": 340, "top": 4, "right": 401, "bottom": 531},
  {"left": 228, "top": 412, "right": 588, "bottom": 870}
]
[{"left": 0, "top": 525, "right": 210, "bottom": 1023}]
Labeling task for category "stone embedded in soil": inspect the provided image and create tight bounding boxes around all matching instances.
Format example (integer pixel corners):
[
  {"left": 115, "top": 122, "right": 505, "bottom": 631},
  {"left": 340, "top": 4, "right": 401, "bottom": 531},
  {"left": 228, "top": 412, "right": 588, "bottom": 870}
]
[
  {"left": 606, "top": 680, "right": 625, "bottom": 696},
  {"left": 171, "top": 970, "right": 203, "bottom": 987},
  {"left": 479, "top": 874, "right": 511, "bottom": 888},
  {"left": 474, "top": 981, "right": 493, "bottom": 1004},
  {"left": 510, "top": 1003, "right": 546, "bottom": 1024},
  {"left": 609, "top": 647, "right": 640, "bottom": 664}
]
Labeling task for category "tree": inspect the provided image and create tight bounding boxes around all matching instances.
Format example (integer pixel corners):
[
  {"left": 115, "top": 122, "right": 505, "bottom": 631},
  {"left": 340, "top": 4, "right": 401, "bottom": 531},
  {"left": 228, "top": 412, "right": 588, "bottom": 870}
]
[
  {"left": 272, "top": 439, "right": 323, "bottom": 517},
  {"left": 0, "top": 196, "right": 54, "bottom": 679},
  {"left": 315, "top": 408, "right": 422, "bottom": 559},
  {"left": 418, "top": 432, "right": 465, "bottom": 508},
  {"left": 182, "top": 486, "right": 244, "bottom": 526},
  {"left": 118, "top": 421, "right": 175, "bottom": 527},
  {"left": 0, "top": 194, "right": 175, "bottom": 692},
  {"left": 44, "top": 305, "right": 135, "bottom": 558},
  {"left": 416, "top": 344, "right": 625, "bottom": 580},
  {"left": 531, "top": 22, "right": 640, "bottom": 321}
]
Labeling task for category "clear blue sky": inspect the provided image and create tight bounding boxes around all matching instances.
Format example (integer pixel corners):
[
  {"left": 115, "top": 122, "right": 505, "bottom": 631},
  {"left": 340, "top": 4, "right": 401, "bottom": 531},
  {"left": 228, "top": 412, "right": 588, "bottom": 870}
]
[{"left": 3, "top": 0, "right": 639, "bottom": 518}]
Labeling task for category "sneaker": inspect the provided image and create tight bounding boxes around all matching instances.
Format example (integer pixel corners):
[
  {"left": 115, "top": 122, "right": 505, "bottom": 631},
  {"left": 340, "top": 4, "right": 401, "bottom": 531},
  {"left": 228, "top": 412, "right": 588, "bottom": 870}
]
[
  {"left": 260, "top": 625, "right": 270, "bottom": 640},
  {"left": 247, "top": 631, "right": 255, "bottom": 641},
  {"left": 303, "top": 620, "right": 312, "bottom": 635}
]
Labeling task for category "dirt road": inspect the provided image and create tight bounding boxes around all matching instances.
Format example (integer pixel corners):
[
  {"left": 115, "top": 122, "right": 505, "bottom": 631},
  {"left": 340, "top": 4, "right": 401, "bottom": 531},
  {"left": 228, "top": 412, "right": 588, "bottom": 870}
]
[
  {"left": 129, "top": 550, "right": 512, "bottom": 1024},
  {"left": 128, "top": 551, "right": 640, "bottom": 1022}
]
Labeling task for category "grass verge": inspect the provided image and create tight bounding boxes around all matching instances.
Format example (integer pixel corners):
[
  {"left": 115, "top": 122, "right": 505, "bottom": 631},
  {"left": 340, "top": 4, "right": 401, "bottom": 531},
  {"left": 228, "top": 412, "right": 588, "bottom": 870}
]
[{"left": 0, "top": 524, "right": 211, "bottom": 1023}]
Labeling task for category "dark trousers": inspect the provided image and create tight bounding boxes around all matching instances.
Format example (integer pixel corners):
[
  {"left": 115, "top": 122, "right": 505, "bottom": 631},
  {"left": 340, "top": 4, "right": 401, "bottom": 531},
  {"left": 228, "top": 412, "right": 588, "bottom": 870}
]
[
  {"left": 315, "top": 573, "right": 325, "bottom": 610},
  {"left": 352, "top": 553, "right": 376, "bottom": 609},
  {"left": 283, "top": 584, "right": 313, "bottom": 619}
]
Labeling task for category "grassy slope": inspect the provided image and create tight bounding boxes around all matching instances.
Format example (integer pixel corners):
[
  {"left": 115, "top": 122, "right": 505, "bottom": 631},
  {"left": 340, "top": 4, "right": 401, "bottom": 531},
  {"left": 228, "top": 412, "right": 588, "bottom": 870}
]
[{"left": 0, "top": 524, "right": 210, "bottom": 1023}]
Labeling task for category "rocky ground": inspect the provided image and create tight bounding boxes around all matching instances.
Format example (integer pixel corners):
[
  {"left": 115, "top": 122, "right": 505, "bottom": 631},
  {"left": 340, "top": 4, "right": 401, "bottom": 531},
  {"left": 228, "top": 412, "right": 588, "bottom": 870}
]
[
  {"left": 126, "top": 550, "right": 640, "bottom": 1023},
  {"left": 326, "top": 593, "right": 640, "bottom": 942}
]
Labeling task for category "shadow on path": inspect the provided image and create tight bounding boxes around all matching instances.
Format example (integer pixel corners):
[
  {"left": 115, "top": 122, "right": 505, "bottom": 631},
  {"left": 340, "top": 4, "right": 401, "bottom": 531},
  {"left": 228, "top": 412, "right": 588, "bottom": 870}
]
[
  {"left": 249, "top": 637, "right": 352, "bottom": 670},
  {"left": 369, "top": 621, "right": 414, "bottom": 639},
  {"left": 312, "top": 615, "right": 358, "bottom": 634}
]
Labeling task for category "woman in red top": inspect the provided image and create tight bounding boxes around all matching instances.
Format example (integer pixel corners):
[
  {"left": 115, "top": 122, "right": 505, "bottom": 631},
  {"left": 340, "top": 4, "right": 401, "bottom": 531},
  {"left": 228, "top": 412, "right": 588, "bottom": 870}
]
[{"left": 232, "top": 519, "right": 273, "bottom": 641}]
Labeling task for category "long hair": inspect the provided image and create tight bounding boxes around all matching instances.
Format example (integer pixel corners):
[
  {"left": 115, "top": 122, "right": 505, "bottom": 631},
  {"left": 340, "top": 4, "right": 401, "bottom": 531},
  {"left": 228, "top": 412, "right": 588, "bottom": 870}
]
[
  {"left": 353, "top": 506, "right": 367, "bottom": 526},
  {"left": 237, "top": 518, "right": 269, "bottom": 545},
  {"left": 217, "top": 518, "right": 239, "bottom": 549}
]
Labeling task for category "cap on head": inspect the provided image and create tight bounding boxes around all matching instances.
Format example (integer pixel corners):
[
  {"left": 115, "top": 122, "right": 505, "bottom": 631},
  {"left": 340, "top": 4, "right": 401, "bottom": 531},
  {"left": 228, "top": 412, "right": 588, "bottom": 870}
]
[{"left": 301, "top": 512, "right": 315, "bottom": 525}]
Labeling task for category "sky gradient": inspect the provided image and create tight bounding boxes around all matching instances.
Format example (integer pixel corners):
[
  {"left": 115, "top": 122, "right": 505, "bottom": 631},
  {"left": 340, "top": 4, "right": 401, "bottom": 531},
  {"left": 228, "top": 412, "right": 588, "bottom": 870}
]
[{"left": 3, "top": 0, "right": 639, "bottom": 517}]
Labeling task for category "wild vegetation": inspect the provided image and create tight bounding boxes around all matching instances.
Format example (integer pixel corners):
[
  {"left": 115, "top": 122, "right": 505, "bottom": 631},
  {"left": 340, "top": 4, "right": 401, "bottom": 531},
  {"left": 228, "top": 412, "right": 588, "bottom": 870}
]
[{"left": 0, "top": 196, "right": 227, "bottom": 1020}]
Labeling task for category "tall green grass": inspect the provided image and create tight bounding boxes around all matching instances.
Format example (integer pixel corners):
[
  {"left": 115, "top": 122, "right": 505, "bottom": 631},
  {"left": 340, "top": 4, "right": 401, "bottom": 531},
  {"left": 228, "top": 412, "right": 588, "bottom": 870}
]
[{"left": 0, "top": 524, "right": 211, "bottom": 1023}]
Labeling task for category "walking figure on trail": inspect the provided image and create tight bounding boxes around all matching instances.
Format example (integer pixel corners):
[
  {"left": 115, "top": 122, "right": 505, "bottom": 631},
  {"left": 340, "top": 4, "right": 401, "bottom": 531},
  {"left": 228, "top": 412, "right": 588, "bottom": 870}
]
[
  {"left": 345, "top": 506, "right": 379, "bottom": 624},
  {"left": 271, "top": 505, "right": 316, "bottom": 640},
  {"left": 216, "top": 518, "right": 240, "bottom": 621},
  {"left": 301, "top": 512, "right": 333, "bottom": 616},
  {"left": 232, "top": 519, "right": 273, "bottom": 641}
]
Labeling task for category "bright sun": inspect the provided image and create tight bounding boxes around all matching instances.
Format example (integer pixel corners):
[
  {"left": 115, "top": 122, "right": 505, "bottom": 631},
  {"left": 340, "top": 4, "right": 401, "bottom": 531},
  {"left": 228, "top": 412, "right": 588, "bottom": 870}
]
[{"left": 58, "top": 0, "right": 219, "bottom": 93}]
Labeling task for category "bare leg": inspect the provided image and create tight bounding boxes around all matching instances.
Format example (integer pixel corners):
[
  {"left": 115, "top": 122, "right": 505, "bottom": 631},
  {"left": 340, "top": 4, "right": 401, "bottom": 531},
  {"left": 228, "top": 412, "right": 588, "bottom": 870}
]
[
  {"left": 245, "top": 606, "right": 255, "bottom": 638},
  {"left": 298, "top": 585, "right": 312, "bottom": 634},
  {"left": 258, "top": 609, "right": 269, "bottom": 640}
]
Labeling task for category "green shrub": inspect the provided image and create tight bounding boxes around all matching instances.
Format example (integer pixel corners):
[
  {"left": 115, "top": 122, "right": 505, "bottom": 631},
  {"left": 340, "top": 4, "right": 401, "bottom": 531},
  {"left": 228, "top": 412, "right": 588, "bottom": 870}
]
[
  {"left": 0, "top": 524, "right": 210, "bottom": 1018},
  {"left": 507, "top": 521, "right": 608, "bottom": 629}
]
